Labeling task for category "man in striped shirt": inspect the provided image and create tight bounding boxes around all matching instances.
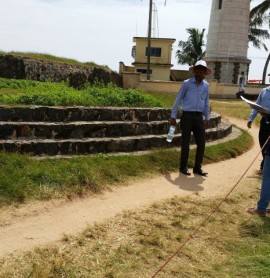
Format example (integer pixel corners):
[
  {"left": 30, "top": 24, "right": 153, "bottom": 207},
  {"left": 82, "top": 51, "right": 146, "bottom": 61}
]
[
  {"left": 170, "top": 60, "right": 211, "bottom": 176},
  {"left": 247, "top": 86, "right": 270, "bottom": 171}
]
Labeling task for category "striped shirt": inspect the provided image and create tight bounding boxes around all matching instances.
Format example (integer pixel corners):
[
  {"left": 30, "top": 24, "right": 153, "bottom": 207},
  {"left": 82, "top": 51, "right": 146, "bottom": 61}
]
[
  {"left": 170, "top": 77, "right": 210, "bottom": 120},
  {"left": 249, "top": 86, "right": 270, "bottom": 122}
]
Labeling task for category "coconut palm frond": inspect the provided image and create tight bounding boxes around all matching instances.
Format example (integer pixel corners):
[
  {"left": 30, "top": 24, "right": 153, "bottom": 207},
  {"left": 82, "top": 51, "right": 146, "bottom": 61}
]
[{"left": 176, "top": 28, "right": 205, "bottom": 66}]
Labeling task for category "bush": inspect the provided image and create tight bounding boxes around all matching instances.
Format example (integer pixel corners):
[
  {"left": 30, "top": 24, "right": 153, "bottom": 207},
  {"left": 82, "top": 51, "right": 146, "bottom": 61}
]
[{"left": 0, "top": 78, "right": 164, "bottom": 107}]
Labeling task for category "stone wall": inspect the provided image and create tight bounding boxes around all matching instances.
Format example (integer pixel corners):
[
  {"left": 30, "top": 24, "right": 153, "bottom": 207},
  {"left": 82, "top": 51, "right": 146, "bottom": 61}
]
[{"left": 0, "top": 54, "right": 122, "bottom": 89}]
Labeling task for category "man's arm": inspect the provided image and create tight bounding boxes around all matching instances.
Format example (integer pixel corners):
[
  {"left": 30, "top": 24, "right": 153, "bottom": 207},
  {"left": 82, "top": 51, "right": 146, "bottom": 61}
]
[{"left": 170, "top": 82, "right": 187, "bottom": 121}]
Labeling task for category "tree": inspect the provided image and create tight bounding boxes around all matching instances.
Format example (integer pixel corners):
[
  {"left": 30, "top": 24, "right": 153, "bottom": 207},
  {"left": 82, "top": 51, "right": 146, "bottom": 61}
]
[
  {"left": 249, "top": 1, "right": 270, "bottom": 51},
  {"left": 250, "top": 0, "right": 270, "bottom": 84},
  {"left": 175, "top": 28, "right": 205, "bottom": 66},
  {"left": 250, "top": 0, "right": 270, "bottom": 22}
]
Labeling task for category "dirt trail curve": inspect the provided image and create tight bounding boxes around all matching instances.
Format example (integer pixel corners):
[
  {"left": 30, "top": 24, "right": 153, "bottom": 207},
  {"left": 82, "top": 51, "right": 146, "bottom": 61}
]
[{"left": 0, "top": 118, "right": 261, "bottom": 258}]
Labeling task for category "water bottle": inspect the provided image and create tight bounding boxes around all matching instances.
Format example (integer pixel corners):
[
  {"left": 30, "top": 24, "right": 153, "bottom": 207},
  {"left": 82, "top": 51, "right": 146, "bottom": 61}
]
[{"left": 166, "top": 125, "right": 176, "bottom": 142}]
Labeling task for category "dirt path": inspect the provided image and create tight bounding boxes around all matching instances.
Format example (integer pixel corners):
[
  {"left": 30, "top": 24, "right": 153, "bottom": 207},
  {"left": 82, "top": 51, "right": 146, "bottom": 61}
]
[{"left": 0, "top": 118, "right": 261, "bottom": 258}]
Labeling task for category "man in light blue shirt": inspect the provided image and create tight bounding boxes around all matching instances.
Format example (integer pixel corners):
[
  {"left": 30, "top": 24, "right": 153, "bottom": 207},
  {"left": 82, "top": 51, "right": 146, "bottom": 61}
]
[
  {"left": 170, "top": 60, "right": 211, "bottom": 176},
  {"left": 247, "top": 86, "right": 270, "bottom": 171},
  {"left": 246, "top": 138, "right": 270, "bottom": 217}
]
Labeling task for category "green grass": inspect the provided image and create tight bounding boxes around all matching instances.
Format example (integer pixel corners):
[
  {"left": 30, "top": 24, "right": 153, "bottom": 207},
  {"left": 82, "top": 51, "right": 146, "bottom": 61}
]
[{"left": 0, "top": 78, "right": 163, "bottom": 107}]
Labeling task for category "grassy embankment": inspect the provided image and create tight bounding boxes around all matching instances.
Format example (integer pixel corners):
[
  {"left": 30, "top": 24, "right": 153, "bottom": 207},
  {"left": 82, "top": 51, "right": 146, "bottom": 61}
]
[
  {"left": 0, "top": 74, "right": 269, "bottom": 277},
  {"left": 0, "top": 78, "right": 252, "bottom": 207}
]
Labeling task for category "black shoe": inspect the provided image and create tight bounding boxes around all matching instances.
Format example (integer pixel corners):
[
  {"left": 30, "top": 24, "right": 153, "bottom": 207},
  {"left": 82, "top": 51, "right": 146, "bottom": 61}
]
[
  {"left": 193, "top": 167, "right": 208, "bottom": 176},
  {"left": 180, "top": 167, "right": 191, "bottom": 176}
]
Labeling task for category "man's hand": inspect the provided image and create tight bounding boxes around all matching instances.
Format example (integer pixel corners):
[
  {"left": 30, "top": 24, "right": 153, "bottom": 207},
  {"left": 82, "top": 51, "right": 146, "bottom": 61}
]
[
  {"left": 170, "top": 118, "right": 177, "bottom": 126},
  {"left": 204, "top": 120, "right": 209, "bottom": 129},
  {"left": 247, "top": 121, "right": 252, "bottom": 128}
]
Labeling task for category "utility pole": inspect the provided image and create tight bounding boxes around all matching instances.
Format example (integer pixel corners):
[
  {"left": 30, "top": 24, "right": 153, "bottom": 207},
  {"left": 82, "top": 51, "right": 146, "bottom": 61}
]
[
  {"left": 144, "top": 0, "right": 167, "bottom": 80},
  {"left": 146, "top": 0, "right": 152, "bottom": 80}
]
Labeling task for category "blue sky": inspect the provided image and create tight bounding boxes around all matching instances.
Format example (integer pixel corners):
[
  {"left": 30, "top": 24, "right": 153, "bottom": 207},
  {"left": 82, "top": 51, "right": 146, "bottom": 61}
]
[{"left": 0, "top": 0, "right": 267, "bottom": 81}]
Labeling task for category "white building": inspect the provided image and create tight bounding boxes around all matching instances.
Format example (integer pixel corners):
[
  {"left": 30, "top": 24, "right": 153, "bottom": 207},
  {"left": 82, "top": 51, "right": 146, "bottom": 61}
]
[{"left": 205, "top": 0, "right": 251, "bottom": 84}]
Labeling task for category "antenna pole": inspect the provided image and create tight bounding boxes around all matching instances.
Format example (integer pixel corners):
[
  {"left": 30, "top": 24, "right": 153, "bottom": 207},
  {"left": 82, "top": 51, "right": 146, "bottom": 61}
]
[{"left": 147, "top": 0, "right": 152, "bottom": 80}]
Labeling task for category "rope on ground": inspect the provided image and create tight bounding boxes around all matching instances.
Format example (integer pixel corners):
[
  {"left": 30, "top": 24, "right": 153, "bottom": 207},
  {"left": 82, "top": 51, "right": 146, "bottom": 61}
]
[{"left": 151, "top": 135, "right": 270, "bottom": 278}]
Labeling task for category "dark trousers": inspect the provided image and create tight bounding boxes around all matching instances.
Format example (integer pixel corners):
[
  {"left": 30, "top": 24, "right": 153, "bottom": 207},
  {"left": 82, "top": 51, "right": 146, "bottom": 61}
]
[
  {"left": 259, "top": 117, "right": 270, "bottom": 169},
  {"left": 180, "top": 112, "right": 205, "bottom": 169}
]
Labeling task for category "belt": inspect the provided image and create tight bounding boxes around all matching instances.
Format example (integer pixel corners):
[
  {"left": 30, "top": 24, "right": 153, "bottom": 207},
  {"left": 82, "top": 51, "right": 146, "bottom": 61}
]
[{"left": 182, "top": 111, "right": 203, "bottom": 116}]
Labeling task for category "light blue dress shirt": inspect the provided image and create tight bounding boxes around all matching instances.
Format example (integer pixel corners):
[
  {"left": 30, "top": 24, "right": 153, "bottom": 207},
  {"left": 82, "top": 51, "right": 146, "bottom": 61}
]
[
  {"left": 170, "top": 77, "right": 210, "bottom": 120},
  {"left": 249, "top": 87, "right": 270, "bottom": 122}
]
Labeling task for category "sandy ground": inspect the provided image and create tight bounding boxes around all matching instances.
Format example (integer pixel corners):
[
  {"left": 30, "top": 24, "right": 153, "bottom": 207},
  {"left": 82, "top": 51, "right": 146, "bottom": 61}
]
[{"left": 0, "top": 118, "right": 261, "bottom": 258}]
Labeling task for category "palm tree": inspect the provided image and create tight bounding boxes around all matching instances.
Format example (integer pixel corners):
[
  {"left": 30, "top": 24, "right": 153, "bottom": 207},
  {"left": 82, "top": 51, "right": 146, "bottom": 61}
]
[
  {"left": 250, "top": 0, "right": 270, "bottom": 20},
  {"left": 249, "top": 10, "right": 270, "bottom": 51},
  {"left": 175, "top": 28, "right": 205, "bottom": 66},
  {"left": 250, "top": 0, "right": 270, "bottom": 83}
]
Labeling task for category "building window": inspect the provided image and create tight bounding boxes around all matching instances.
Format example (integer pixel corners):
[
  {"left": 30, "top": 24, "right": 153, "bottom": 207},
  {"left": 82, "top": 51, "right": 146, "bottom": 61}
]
[
  {"left": 131, "top": 46, "right": 136, "bottom": 58},
  {"left": 136, "top": 69, "right": 152, "bottom": 74},
  {"left": 145, "top": 47, "right": 161, "bottom": 57},
  {"left": 218, "top": 0, "right": 222, "bottom": 9}
]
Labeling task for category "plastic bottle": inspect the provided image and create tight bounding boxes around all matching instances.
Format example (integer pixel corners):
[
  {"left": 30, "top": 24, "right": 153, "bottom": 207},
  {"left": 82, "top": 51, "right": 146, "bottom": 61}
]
[{"left": 166, "top": 125, "right": 176, "bottom": 142}]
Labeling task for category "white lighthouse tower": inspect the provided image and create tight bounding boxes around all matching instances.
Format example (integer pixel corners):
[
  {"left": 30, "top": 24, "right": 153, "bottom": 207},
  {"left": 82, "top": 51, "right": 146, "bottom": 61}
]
[{"left": 205, "top": 0, "right": 251, "bottom": 84}]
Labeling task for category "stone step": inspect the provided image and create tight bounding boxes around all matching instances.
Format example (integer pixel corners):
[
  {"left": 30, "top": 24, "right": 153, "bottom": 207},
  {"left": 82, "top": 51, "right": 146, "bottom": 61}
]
[
  {"left": 0, "top": 105, "right": 172, "bottom": 122},
  {"left": 0, "top": 105, "right": 231, "bottom": 156},
  {"left": 0, "top": 114, "right": 221, "bottom": 140},
  {"left": 0, "top": 120, "right": 170, "bottom": 139},
  {"left": 0, "top": 120, "right": 232, "bottom": 156}
]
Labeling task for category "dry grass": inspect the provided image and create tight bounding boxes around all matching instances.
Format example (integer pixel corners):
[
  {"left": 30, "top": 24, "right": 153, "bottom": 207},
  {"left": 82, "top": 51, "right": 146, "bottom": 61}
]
[{"left": 1, "top": 171, "right": 269, "bottom": 278}]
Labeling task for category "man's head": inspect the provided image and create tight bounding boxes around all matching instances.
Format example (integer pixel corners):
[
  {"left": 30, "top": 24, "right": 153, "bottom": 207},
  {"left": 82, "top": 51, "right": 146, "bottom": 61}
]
[{"left": 189, "top": 60, "right": 211, "bottom": 81}]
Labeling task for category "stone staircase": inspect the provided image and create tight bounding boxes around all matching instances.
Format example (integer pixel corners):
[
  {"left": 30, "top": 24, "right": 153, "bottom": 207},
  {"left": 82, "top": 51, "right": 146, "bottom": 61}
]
[{"left": 0, "top": 105, "right": 232, "bottom": 156}]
